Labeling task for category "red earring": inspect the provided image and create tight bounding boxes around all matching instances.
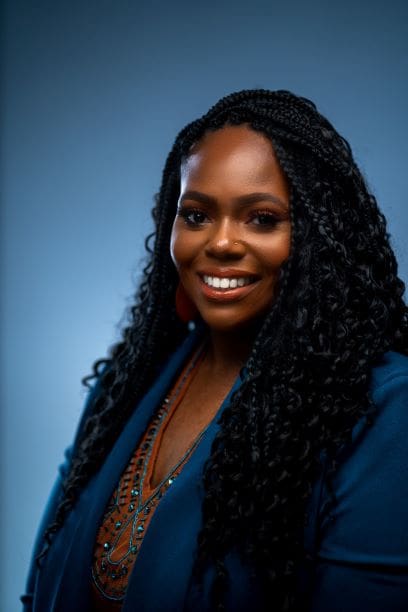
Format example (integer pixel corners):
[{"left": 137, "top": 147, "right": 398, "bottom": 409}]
[{"left": 175, "top": 282, "right": 198, "bottom": 323}]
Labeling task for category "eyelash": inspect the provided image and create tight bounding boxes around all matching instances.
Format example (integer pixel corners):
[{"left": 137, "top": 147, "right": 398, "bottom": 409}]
[
  {"left": 177, "top": 207, "right": 280, "bottom": 229},
  {"left": 247, "top": 210, "right": 280, "bottom": 227}
]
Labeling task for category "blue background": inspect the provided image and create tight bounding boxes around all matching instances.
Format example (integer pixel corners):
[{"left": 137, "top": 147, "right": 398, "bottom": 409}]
[{"left": 1, "top": 0, "right": 407, "bottom": 609}]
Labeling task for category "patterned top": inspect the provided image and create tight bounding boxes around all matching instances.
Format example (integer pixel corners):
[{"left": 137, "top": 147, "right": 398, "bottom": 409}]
[{"left": 91, "top": 345, "right": 206, "bottom": 611}]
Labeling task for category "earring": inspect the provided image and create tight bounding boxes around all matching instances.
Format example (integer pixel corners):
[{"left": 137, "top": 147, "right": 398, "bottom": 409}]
[{"left": 175, "top": 282, "right": 198, "bottom": 323}]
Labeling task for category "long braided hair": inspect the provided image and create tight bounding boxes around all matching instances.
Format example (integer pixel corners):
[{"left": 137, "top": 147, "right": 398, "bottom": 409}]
[{"left": 38, "top": 90, "right": 408, "bottom": 609}]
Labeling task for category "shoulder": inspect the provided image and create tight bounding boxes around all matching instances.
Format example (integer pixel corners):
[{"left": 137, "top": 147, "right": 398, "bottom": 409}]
[
  {"left": 363, "top": 350, "right": 408, "bottom": 447},
  {"left": 342, "top": 350, "right": 408, "bottom": 447},
  {"left": 316, "top": 351, "right": 408, "bottom": 567},
  {"left": 369, "top": 349, "right": 408, "bottom": 390},
  {"left": 340, "top": 350, "right": 408, "bottom": 490}
]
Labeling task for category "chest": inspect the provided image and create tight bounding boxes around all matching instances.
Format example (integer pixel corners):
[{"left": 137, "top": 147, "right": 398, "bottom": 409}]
[{"left": 150, "top": 376, "right": 234, "bottom": 487}]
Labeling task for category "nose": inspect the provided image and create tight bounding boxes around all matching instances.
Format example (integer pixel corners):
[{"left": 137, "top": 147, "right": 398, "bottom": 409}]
[{"left": 204, "top": 219, "right": 246, "bottom": 260}]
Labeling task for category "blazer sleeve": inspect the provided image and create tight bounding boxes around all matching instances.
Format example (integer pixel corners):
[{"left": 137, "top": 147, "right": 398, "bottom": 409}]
[
  {"left": 21, "top": 375, "right": 102, "bottom": 610},
  {"left": 310, "top": 374, "right": 408, "bottom": 612},
  {"left": 21, "top": 447, "right": 73, "bottom": 610}
]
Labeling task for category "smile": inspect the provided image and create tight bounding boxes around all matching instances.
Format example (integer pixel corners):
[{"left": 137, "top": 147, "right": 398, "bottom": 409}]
[
  {"left": 197, "top": 273, "right": 259, "bottom": 303},
  {"left": 202, "top": 275, "right": 254, "bottom": 290}
]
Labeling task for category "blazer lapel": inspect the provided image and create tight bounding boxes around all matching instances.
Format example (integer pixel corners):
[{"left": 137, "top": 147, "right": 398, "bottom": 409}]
[{"left": 36, "top": 330, "right": 200, "bottom": 612}]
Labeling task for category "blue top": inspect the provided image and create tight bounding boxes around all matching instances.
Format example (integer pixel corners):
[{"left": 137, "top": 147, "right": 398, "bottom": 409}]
[{"left": 22, "top": 332, "right": 408, "bottom": 611}]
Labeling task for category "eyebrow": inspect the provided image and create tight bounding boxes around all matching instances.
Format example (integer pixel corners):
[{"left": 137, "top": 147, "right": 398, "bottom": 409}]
[{"left": 178, "top": 190, "right": 289, "bottom": 211}]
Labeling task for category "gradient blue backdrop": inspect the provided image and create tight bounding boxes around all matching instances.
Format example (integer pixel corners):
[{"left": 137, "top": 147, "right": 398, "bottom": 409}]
[{"left": 2, "top": 0, "right": 407, "bottom": 609}]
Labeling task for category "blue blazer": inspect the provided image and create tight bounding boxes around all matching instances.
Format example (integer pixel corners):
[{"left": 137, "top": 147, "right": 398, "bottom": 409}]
[{"left": 23, "top": 331, "right": 408, "bottom": 611}]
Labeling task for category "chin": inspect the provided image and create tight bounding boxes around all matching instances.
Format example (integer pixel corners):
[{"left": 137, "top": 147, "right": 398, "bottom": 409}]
[{"left": 199, "top": 312, "right": 267, "bottom": 334}]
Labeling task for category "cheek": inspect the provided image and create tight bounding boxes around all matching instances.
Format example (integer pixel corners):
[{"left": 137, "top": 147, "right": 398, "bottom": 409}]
[
  {"left": 170, "top": 222, "right": 200, "bottom": 270},
  {"left": 257, "top": 230, "right": 291, "bottom": 271}
]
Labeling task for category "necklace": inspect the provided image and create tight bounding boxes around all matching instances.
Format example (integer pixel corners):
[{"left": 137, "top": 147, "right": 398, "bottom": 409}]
[{"left": 92, "top": 343, "right": 207, "bottom": 601}]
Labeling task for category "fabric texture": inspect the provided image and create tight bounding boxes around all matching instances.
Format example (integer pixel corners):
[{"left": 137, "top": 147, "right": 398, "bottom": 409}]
[
  {"left": 91, "top": 343, "right": 206, "bottom": 609},
  {"left": 22, "top": 330, "right": 408, "bottom": 611}
]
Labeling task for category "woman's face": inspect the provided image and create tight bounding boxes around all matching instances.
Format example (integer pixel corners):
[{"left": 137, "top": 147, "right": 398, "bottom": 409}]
[{"left": 170, "top": 124, "right": 291, "bottom": 332}]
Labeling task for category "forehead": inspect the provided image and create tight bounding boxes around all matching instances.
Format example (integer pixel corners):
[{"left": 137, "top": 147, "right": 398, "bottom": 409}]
[{"left": 180, "top": 124, "right": 287, "bottom": 188}]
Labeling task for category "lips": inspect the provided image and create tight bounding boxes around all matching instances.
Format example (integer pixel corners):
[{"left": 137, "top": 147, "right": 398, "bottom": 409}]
[
  {"left": 197, "top": 270, "right": 260, "bottom": 302},
  {"left": 198, "top": 268, "right": 259, "bottom": 282}
]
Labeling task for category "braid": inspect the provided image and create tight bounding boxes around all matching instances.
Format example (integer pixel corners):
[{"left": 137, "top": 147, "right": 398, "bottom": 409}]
[{"left": 38, "top": 90, "right": 408, "bottom": 610}]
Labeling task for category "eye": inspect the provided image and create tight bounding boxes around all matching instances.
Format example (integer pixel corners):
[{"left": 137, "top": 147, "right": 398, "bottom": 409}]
[
  {"left": 248, "top": 210, "right": 280, "bottom": 228},
  {"left": 177, "top": 207, "right": 209, "bottom": 227}
]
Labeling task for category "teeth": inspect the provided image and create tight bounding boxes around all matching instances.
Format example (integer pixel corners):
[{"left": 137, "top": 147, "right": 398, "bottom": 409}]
[{"left": 202, "top": 275, "right": 253, "bottom": 289}]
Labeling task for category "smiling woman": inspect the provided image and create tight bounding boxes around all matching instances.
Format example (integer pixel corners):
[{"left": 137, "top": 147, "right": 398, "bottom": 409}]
[{"left": 24, "top": 90, "right": 408, "bottom": 612}]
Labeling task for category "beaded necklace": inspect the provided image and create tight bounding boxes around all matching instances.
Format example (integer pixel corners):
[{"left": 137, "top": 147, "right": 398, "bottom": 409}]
[{"left": 92, "top": 343, "right": 207, "bottom": 603}]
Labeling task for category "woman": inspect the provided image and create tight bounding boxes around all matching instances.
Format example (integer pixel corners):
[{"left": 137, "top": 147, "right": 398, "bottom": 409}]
[{"left": 23, "top": 89, "right": 408, "bottom": 611}]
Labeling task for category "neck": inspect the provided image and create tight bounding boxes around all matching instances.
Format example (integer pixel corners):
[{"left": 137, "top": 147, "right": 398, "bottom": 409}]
[{"left": 203, "top": 325, "right": 258, "bottom": 376}]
